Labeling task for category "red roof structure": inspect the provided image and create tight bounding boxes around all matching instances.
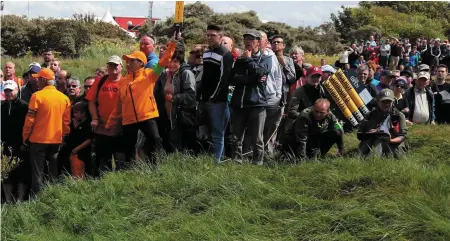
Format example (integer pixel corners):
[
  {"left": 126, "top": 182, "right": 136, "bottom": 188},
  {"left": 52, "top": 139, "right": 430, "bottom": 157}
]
[{"left": 113, "top": 16, "right": 160, "bottom": 32}]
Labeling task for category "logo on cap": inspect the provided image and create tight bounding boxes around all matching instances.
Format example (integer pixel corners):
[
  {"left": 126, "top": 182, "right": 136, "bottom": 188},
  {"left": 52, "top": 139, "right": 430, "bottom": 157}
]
[{"left": 384, "top": 91, "right": 391, "bottom": 97}]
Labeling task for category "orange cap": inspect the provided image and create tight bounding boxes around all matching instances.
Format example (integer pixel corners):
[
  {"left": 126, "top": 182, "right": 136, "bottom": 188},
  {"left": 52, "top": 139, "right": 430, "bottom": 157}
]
[
  {"left": 123, "top": 51, "right": 147, "bottom": 65},
  {"left": 32, "top": 68, "right": 55, "bottom": 80}
]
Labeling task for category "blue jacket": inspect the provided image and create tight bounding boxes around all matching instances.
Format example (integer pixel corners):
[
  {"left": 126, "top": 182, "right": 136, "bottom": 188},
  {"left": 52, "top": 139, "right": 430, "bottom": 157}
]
[
  {"left": 230, "top": 51, "right": 271, "bottom": 108},
  {"left": 145, "top": 52, "right": 159, "bottom": 69}
]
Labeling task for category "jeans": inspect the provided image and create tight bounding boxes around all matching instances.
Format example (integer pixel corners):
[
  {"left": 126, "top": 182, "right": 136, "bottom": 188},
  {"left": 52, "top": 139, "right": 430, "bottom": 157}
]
[
  {"left": 203, "top": 101, "right": 230, "bottom": 162},
  {"left": 232, "top": 107, "right": 266, "bottom": 164}
]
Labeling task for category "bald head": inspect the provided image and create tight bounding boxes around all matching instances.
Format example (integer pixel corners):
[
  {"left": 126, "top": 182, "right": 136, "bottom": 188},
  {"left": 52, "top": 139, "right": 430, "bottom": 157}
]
[
  {"left": 140, "top": 35, "right": 156, "bottom": 56},
  {"left": 259, "top": 31, "right": 268, "bottom": 49},
  {"left": 4, "top": 61, "right": 16, "bottom": 79},
  {"left": 313, "top": 98, "right": 331, "bottom": 120},
  {"left": 222, "top": 36, "right": 233, "bottom": 51}
]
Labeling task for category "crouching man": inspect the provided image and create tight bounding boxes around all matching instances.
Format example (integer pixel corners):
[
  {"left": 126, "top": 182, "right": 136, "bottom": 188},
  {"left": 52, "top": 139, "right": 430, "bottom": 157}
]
[
  {"left": 283, "top": 98, "right": 344, "bottom": 159},
  {"left": 358, "top": 89, "right": 408, "bottom": 158}
]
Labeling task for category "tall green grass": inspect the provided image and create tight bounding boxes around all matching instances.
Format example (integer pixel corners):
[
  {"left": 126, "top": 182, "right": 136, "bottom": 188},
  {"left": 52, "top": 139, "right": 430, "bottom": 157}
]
[
  {"left": 2, "top": 125, "right": 450, "bottom": 240},
  {"left": 2, "top": 40, "right": 136, "bottom": 82}
]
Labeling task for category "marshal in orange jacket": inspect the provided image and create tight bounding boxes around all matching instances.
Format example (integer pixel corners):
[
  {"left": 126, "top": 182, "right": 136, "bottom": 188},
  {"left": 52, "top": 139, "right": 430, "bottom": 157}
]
[
  {"left": 22, "top": 85, "right": 71, "bottom": 144},
  {"left": 106, "top": 41, "right": 177, "bottom": 128}
]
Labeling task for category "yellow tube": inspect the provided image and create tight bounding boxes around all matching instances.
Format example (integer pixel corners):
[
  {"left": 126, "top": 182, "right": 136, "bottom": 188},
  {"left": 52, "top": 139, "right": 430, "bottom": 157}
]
[
  {"left": 323, "top": 80, "right": 359, "bottom": 126},
  {"left": 328, "top": 76, "right": 364, "bottom": 121},
  {"left": 335, "top": 69, "right": 370, "bottom": 115}
]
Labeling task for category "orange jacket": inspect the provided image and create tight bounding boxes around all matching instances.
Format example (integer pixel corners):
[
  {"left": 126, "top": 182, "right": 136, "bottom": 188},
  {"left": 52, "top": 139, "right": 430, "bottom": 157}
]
[
  {"left": 106, "top": 41, "right": 177, "bottom": 127},
  {"left": 22, "top": 85, "right": 71, "bottom": 144}
]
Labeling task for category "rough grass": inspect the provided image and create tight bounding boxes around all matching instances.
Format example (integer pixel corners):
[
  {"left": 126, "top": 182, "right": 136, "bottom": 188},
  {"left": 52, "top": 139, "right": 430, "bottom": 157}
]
[{"left": 2, "top": 125, "right": 450, "bottom": 240}]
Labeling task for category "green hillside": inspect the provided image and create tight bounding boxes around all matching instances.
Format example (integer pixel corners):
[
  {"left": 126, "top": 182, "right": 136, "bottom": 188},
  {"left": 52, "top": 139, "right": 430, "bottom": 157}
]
[{"left": 2, "top": 125, "right": 450, "bottom": 241}]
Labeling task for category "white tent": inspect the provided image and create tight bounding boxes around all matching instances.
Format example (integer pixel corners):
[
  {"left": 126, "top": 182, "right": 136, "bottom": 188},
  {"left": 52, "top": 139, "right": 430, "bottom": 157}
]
[
  {"left": 100, "top": 10, "right": 136, "bottom": 39},
  {"left": 100, "top": 10, "right": 119, "bottom": 26}
]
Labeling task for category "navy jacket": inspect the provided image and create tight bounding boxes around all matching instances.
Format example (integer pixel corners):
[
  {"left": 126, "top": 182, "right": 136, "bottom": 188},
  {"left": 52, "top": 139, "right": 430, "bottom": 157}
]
[{"left": 230, "top": 51, "right": 272, "bottom": 109}]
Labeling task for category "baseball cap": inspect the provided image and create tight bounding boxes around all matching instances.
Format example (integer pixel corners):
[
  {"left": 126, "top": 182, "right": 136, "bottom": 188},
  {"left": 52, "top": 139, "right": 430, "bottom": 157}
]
[
  {"left": 243, "top": 29, "right": 261, "bottom": 39},
  {"left": 29, "top": 62, "right": 41, "bottom": 68},
  {"left": 394, "top": 77, "right": 407, "bottom": 89},
  {"left": 381, "top": 70, "right": 394, "bottom": 77},
  {"left": 123, "top": 51, "right": 147, "bottom": 65},
  {"left": 321, "top": 65, "right": 336, "bottom": 74},
  {"left": 107, "top": 55, "right": 122, "bottom": 65},
  {"left": 418, "top": 71, "right": 430, "bottom": 80},
  {"left": 378, "top": 89, "right": 395, "bottom": 102},
  {"left": 32, "top": 68, "right": 55, "bottom": 80},
  {"left": 306, "top": 66, "right": 323, "bottom": 76},
  {"left": 23, "top": 65, "right": 42, "bottom": 78},
  {"left": 3, "top": 80, "right": 18, "bottom": 91},
  {"left": 418, "top": 64, "right": 430, "bottom": 72}
]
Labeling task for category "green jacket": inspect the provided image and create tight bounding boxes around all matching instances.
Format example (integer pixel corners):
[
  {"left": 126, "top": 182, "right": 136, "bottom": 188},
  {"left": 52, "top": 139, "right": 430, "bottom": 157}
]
[
  {"left": 287, "top": 84, "right": 326, "bottom": 119},
  {"left": 287, "top": 107, "right": 341, "bottom": 158},
  {"left": 357, "top": 107, "right": 407, "bottom": 141}
]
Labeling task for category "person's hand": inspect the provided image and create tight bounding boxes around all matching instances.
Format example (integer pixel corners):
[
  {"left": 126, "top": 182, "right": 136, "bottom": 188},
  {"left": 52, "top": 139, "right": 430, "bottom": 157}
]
[
  {"left": 406, "top": 120, "right": 414, "bottom": 125},
  {"left": 402, "top": 107, "right": 409, "bottom": 113},
  {"left": 71, "top": 149, "right": 78, "bottom": 155},
  {"left": 170, "top": 31, "right": 182, "bottom": 42},
  {"left": 20, "top": 141, "right": 29, "bottom": 152},
  {"left": 259, "top": 76, "right": 267, "bottom": 83},
  {"left": 276, "top": 55, "right": 286, "bottom": 66},
  {"left": 165, "top": 93, "right": 173, "bottom": 102},
  {"left": 369, "top": 129, "right": 378, "bottom": 133},
  {"left": 243, "top": 50, "right": 251, "bottom": 58},
  {"left": 91, "top": 119, "right": 99, "bottom": 131}
]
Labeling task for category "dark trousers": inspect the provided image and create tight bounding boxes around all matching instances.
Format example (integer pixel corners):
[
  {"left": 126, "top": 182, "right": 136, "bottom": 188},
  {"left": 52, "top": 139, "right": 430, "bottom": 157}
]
[
  {"left": 359, "top": 138, "right": 406, "bottom": 159},
  {"left": 379, "top": 56, "right": 388, "bottom": 69},
  {"left": 122, "top": 119, "right": 162, "bottom": 166},
  {"left": 94, "top": 134, "right": 120, "bottom": 175},
  {"left": 29, "top": 143, "right": 60, "bottom": 195},
  {"left": 231, "top": 107, "right": 266, "bottom": 164},
  {"left": 284, "top": 130, "right": 343, "bottom": 159},
  {"left": 2, "top": 143, "right": 30, "bottom": 203}
]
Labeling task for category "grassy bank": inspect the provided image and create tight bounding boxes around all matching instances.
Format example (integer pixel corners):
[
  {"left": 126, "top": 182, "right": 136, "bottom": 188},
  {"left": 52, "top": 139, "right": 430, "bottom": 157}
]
[{"left": 2, "top": 125, "right": 450, "bottom": 240}]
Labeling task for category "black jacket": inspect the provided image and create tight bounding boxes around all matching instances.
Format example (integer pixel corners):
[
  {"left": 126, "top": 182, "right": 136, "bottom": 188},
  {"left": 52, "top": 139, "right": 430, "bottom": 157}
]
[
  {"left": 404, "top": 87, "right": 435, "bottom": 123},
  {"left": 197, "top": 45, "right": 233, "bottom": 102},
  {"left": 230, "top": 51, "right": 271, "bottom": 109},
  {"left": 1, "top": 98, "right": 29, "bottom": 148}
]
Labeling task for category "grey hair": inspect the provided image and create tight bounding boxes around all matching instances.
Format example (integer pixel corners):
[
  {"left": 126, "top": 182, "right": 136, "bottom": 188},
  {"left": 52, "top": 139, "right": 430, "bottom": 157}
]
[
  {"left": 67, "top": 78, "right": 81, "bottom": 87},
  {"left": 290, "top": 46, "right": 304, "bottom": 55},
  {"left": 357, "top": 65, "right": 369, "bottom": 73}
]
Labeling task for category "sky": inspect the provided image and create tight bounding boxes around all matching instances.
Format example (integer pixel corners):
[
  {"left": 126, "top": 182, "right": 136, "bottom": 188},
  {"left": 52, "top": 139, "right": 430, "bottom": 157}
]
[{"left": 1, "top": 1, "right": 360, "bottom": 27}]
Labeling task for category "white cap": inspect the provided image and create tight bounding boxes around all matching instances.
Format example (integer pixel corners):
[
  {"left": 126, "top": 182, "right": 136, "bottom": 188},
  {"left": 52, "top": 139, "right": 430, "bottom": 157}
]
[
  {"left": 3, "top": 80, "right": 18, "bottom": 90},
  {"left": 321, "top": 65, "right": 336, "bottom": 74},
  {"left": 29, "top": 62, "right": 41, "bottom": 68}
]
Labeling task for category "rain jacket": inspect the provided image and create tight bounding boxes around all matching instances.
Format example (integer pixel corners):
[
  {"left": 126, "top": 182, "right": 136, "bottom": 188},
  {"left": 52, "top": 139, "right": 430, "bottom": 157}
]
[{"left": 106, "top": 41, "right": 177, "bottom": 127}]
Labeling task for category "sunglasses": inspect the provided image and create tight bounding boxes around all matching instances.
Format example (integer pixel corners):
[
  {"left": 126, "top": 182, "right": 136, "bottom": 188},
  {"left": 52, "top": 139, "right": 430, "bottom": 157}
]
[
  {"left": 395, "top": 85, "right": 404, "bottom": 88},
  {"left": 84, "top": 85, "right": 92, "bottom": 88},
  {"left": 68, "top": 85, "right": 79, "bottom": 88},
  {"left": 272, "top": 41, "right": 283, "bottom": 44}
]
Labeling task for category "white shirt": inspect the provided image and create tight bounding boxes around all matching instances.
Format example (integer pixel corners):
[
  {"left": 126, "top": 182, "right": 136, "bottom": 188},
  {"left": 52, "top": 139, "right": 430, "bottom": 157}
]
[
  {"left": 380, "top": 44, "right": 391, "bottom": 56},
  {"left": 412, "top": 88, "right": 430, "bottom": 123}
]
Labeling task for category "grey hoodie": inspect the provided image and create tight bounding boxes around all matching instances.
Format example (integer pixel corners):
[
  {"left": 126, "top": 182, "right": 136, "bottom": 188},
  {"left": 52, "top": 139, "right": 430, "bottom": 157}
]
[{"left": 263, "top": 48, "right": 282, "bottom": 107}]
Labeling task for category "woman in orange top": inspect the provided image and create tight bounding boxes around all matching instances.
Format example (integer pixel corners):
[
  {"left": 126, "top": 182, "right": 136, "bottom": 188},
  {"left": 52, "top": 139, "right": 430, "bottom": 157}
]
[{"left": 106, "top": 32, "right": 179, "bottom": 164}]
